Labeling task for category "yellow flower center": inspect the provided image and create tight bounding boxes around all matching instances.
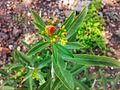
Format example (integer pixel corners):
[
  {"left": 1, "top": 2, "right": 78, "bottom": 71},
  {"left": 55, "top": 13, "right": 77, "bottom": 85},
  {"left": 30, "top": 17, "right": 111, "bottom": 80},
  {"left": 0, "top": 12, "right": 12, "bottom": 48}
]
[{"left": 60, "top": 39, "right": 67, "bottom": 46}]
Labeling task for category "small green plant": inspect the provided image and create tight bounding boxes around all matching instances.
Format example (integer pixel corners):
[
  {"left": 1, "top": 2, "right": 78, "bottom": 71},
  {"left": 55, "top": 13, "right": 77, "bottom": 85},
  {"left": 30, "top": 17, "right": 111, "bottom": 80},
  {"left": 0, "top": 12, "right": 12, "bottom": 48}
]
[
  {"left": 0, "top": 7, "right": 120, "bottom": 90},
  {"left": 77, "top": 0, "right": 106, "bottom": 53}
]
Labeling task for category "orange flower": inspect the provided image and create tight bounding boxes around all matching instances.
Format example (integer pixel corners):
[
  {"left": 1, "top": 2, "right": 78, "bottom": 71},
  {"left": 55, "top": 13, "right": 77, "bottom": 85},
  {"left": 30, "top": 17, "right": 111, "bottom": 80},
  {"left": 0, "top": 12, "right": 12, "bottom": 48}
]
[{"left": 45, "top": 25, "right": 56, "bottom": 35}]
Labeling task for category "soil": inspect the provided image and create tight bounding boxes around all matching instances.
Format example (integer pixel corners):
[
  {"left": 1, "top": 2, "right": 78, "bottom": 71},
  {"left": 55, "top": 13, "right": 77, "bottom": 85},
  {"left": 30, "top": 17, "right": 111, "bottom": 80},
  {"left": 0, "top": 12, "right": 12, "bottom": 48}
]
[{"left": 103, "top": 0, "right": 120, "bottom": 60}]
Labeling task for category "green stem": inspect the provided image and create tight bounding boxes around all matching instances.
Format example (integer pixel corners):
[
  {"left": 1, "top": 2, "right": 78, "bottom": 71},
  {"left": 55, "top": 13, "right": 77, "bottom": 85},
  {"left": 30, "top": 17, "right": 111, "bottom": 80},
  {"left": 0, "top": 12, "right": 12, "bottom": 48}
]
[{"left": 51, "top": 55, "right": 55, "bottom": 81}]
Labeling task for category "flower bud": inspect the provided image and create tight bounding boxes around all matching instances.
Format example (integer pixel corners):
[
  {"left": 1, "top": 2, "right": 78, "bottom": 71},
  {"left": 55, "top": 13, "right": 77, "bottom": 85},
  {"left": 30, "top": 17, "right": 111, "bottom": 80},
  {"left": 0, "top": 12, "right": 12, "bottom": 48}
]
[
  {"left": 60, "top": 39, "right": 67, "bottom": 46},
  {"left": 54, "top": 35, "right": 58, "bottom": 38},
  {"left": 64, "top": 33, "right": 67, "bottom": 36},
  {"left": 52, "top": 18, "right": 58, "bottom": 24}
]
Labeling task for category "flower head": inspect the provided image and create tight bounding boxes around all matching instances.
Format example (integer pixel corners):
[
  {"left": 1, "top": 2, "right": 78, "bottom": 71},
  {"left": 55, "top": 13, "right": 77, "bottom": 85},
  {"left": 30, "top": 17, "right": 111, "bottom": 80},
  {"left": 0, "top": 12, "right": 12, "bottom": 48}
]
[
  {"left": 32, "top": 69, "right": 39, "bottom": 80},
  {"left": 45, "top": 25, "right": 56, "bottom": 35},
  {"left": 54, "top": 35, "right": 58, "bottom": 38}
]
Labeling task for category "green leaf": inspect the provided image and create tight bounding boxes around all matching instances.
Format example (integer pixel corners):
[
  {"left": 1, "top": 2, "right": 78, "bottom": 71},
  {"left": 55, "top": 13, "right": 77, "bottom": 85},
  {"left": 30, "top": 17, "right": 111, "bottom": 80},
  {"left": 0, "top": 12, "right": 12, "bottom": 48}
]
[
  {"left": 53, "top": 56, "right": 74, "bottom": 90},
  {"left": 13, "top": 88, "right": 27, "bottom": 90},
  {"left": 67, "top": 7, "right": 88, "bottom": 39},
  {"left": 62, "top": 54, "right": 120, "bottom": 68},
  {"left": 21, "top": 41, "right": 31, "bottom": 49},
  {"left": 52, "top": 78, "right": 62, "bottom": 90},
  {"left": 74, "top": 79, "right": 90, "bottom": 90},
  {"left": 51, "top": 43, "right": 58, "bottom": 63},
  {"left": 8, "top": 63, "right": 23, "bottom": 72},
  {"left": 27, "top": 42, "right": 50, "bottom": 56},
  {"left": 70, "top": 65, "right": 87, "bottom": 75},
  {"left": 63, "top": 11, "right": 76, "bottom": 30},
  {"left": 41, "top": 34, "right": 50, "bottom": 41},
  {"left": 13, "top": 50, "right": 29, "bottom": 65},
  {"left": 65, "top": 42, "right": 84, "bottom": 49},
  {"left": 21, "top": 70, "right": 32, "bottom": 83},
  {"left": 0, "top": 70, "right": 8, "bottom": 76},
  {"left": 31, "top": 9, "right": 46, "bottom": 26},
  {"left": 37, "top": 58, "right": 51, "bottom": 69},
  {"left": 68, "top": 33, "right": 77, "bottom": 42},
  {"left": 12, "top": 50, "right": 19, "bottom": 62},
  {"left": 56, "top": 44, "right": 74, "bottom": 58},
  {"left": 59, "top": 86, "right": 68, "bottom": 90},
  {"left": 0, "top": 86, "right": 14, "bottom": 90},
  {"left": 28, "top": 77, "right": 33, "bottom": 90},
  {"left": 32, "top": 21, "right": 45, "bottom": 31},
  {"left": 111, "top": 74, "right": 119, "bottom": 89},
  {"left": 39, "top": 72, "right": 46, "bottom": 85},
  {"left": 16, "top": 50, "right": 32, "bottom": 65},
  {"left": 99, "top": 70, "right": 107, "bottom": 90},
  {"left": 39, "top": 78, "right": 51, "bottom": 90}
]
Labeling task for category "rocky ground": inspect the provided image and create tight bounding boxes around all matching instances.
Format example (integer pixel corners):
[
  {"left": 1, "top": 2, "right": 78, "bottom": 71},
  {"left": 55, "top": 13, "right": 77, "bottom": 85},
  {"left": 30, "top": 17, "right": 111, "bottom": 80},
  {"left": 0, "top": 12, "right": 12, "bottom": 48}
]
[
  {"left": 0, "top": 0, "right": 120, "bottom": 89},
  {"left": 103, "top": 0, "right": 120, "bottom": 60},
  {"left": 102, "top": 0, "right": 120, "bottom": 88}
]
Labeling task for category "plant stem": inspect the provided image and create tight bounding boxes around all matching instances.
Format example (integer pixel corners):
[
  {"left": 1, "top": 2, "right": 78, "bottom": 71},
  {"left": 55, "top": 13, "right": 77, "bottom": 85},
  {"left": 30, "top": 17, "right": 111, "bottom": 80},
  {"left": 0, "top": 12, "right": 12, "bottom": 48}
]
[
  {"left": 91, "top": 79, "right": 97, "bottom": 88},
  {"left": 51, "top": 55, "right": 55, "bottom": 81}
]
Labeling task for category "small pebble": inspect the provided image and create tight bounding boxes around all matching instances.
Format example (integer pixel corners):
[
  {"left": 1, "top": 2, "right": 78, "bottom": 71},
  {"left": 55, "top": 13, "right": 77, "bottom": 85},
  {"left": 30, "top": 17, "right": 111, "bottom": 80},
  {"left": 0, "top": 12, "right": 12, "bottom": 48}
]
[
  {"left": 107, "top": 52, "right": 112, "bottom": 56},
  {"left": 12, "top": 30, "right": 20, "bottom": 38},
  {"left": 1, "top": 33, "right": 9, "bottom": 40},
  {"left": 27, "top": 12, "right": 31, "bottom": 17},
  {"left": 111, "top": 67, "right": 114, "bottom": 70},
  {"left": 8, "top": 44, "right": 13, "bottom": 50},
  {"left": 43, "top": 12, "right": 47, "bottom": 16}
]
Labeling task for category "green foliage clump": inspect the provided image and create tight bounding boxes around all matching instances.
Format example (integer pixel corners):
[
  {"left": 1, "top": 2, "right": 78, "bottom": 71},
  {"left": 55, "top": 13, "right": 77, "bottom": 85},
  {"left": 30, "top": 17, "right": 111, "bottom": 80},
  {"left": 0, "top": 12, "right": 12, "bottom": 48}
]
[{"left": 77, "top": 0, "right": 106, "bottom": 53}]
